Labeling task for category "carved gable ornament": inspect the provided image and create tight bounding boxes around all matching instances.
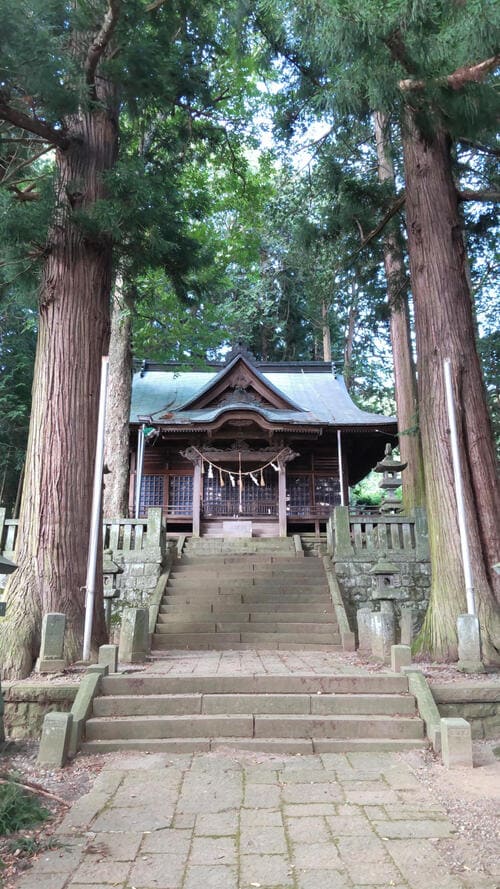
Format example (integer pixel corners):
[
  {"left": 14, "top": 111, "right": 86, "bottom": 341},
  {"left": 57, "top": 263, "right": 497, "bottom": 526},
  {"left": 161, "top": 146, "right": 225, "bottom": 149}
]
[{"left": 181, "top": 354, "right": 302, "bottom": 413}]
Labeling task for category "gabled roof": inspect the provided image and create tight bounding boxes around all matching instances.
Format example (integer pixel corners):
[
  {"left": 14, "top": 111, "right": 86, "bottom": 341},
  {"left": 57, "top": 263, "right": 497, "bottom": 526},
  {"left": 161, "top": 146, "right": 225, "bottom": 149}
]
[
  {"left": 178, "top": 353, "right": 304, "bottom": 413},
  {"left": 130, "top": 355, "right": 396, "bottom": 431}
]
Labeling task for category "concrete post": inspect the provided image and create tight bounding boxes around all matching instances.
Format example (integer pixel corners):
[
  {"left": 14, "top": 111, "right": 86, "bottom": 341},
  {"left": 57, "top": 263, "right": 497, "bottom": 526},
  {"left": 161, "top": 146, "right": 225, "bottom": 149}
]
[
  {"left": 356, "top": 607, "right": 372, "bottom": 652},
  {"left": 371, "top": 606, "right": 395, "bottom": 663},
  {"left": 38, "top": 711, "right": 73, "bottom": 767},
  {"left": 118, "top": 607, "right": 149, "bottom": 663},
  {"left": 400, "top": 606, "right": 414, "bottom": 647},
  {"left": 333, "top": 507, "right": 354, "bottom": 558},
  {"left": 441, "top": 717, "right": 473, "bottom": 769},
  {"left": 457, "top": 614, "right": 485, "bottom": 673},
  {"left": 391, "top": 644, "right": 412, "bottom": 673},
  {"left": 99, "top": 644, "right": 119, "bottom": 673},
  {"left": 146, "top": 507, "right": 163, "bottom": 550},
  {"left": 35, "top": 613, "right": 66, "bottom": 672}
]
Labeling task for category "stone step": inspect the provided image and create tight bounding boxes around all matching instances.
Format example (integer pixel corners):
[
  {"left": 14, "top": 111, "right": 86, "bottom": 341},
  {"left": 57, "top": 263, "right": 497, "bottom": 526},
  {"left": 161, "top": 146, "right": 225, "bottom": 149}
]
[
  {"left": 92, "top": 692, "right": 416, "bottom": 718},
  {"left": 171, "top": 567, "right": 324, "bottom": 579},
  {"left": 162, "top": 592, "right": 330, "bottom": 604},
  {"left": 101, "top": 674, "right": 410, "bottom": 696},
  {"left": 165, "top": 579, "right": 328, "bottom": 592},
  {"left": 85, "top": 713, "right": 423, "bottom": 741},
  {"left": 157, "top": 609, "right": 336, "bottom": 622},
  {"left": 151, "top": 631, "right": 340, "bottom": 648},
  {"left": 184, "top": 543, "right": 296, "bottom": 555},
  {"left": 180, "top": 554, "right": 310, "bottom": 566},
  {"left": 164, "top": 601, "right": 335, "bottom": 614},
  {"left": 151, "top": 641, "right": 343, "bottom": 651},
  {"left": 170, "top": 563, "right": 325, "bottom": 575},
  {"left": 154, "top": 620, "right": 340, "bottom": 636},
  {"left": 81, "top": 737, "right": 424, "bottom": 755}
]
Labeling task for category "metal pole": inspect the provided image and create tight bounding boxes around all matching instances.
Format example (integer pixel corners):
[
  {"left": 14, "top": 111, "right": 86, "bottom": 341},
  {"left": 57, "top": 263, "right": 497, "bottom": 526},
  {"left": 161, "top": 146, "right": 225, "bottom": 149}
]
[
  {"left": 83, "top": 356, "right": 109, "bottom": 662},
  {"left": 443, "top": 358, "right": 476, "bottom": 615},
  {"left": 337, "top": 429, "right": 346, "bottom": 506},
  {"left": 134, "top": 424, "right": 145, "bottom": 518}
]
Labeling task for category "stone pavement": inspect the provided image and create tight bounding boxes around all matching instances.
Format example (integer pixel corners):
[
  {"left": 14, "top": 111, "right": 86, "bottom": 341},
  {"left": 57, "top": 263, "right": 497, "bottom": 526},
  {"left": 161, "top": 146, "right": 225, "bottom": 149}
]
[
  {"left": 141, "top": 649, "right": 371, "bottom": 675},
  {"left": 14, "top": 748, "right": 497, "bottom": 889}
]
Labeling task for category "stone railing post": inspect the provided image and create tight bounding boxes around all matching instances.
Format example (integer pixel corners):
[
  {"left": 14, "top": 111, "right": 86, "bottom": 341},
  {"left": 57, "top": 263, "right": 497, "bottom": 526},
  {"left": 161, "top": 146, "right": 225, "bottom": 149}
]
[
  {"left": 146, "top": 508, "right": 163, "bottom": 552},
  {"left": 326, "top": 513, "right": 334, "bottom": 556},
  {"left": 333, "top": 506, "right": 354, "bottom": 558},
  {"left": 413, "top": 506, "right": 429, "bottom": 559}
]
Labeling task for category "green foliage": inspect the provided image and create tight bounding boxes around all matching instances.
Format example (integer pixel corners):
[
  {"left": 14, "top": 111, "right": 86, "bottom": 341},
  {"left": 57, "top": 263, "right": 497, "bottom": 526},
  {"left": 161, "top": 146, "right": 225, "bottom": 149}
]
[
  {"left": 0, "top": 294, "right": 37, "bottom": 511},
  {"left": 0, "top": 775, "right": 51, "bottom": 836}
]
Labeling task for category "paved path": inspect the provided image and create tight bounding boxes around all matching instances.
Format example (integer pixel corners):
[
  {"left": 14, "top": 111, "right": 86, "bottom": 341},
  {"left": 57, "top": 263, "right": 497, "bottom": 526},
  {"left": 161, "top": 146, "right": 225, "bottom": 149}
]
[
  {"left": 14, "top": 748, "right": 496, "bottom": 889},
  {"left": 142, "top": 650, "right": 372, "bottom": 675}
]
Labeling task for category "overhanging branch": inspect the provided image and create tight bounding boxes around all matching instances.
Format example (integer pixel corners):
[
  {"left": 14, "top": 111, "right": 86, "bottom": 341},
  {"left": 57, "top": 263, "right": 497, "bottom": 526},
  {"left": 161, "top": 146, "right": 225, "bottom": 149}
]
[
  {"left": 85, "top": 0, "right": 121, "bottom": 93},
  {"left": 400, "top": 54, "right": 500, "bottom": 92},
  {"left": 0, "top": 100, "right": 68, "bottom": 149},
  {"left": 459, "top": 189, "right": 500, "bottom": 203}
]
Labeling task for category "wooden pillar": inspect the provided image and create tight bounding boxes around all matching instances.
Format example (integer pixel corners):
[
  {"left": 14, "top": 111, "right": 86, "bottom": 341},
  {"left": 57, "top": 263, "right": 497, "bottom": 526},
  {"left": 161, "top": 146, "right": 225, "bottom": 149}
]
[
  {"left": 278, "top": 463, "right": 287, "bottom": 538},
  {"left": 192, "top": 460, "right": 202, "bottom": 537}
]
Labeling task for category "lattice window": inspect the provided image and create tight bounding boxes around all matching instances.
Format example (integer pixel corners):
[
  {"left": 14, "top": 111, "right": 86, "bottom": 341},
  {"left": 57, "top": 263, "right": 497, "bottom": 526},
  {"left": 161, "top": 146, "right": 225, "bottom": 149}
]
[
  {"left": 202, "top": 467, "right": 277, "bottom": 517},
  {"left": 140, "top": 475, "right": 164, "bottom": 516},
  {"left": 314, "top": 476, "right": 341, "bottom": 509},
  {"left": 168, "top": 475, "right": 193, "bottom": 515},
  {"left": 287, "top": 475, "right": 312, "bottom": 516}
]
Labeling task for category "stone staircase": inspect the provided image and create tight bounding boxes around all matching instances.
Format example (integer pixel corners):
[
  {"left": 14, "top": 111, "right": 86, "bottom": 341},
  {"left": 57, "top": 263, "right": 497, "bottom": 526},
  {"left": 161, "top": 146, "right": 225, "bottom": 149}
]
[
  {"left": 152, "top": 537, "right": 341, "bottom": 651},
  {"left": 82, "top": 537, "right": 426, "bottom": 755},
  {"left": 82, "top": 672, "right": 425, "bottom": 754}
]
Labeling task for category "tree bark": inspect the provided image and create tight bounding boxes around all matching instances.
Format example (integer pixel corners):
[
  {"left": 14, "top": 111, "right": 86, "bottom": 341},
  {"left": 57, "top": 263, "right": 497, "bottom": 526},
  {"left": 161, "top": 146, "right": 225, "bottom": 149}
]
[
  {"left": 103, "top": 276, "right": 133, "bottom": 518},
  {"left": 402, "top": 117, "right": 500, "bottom": 663},
  {"left": 322, "top": 300, "right": 332, "bottom": 362},
  {"left": 0, "top": 85, "right": 118, "bottom": 678},
  {"left": 373, "top": 112, "right": 425, "bottom": 510},
  {"left": 343, "top": 281, "right": 358, "bottom": 391}
]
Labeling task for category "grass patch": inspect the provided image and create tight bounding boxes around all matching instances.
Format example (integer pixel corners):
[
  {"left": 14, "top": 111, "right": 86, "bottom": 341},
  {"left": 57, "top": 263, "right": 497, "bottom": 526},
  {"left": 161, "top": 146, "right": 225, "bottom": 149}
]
[{"left": 0, "top": 775, "right": 51, "bottom": 836}]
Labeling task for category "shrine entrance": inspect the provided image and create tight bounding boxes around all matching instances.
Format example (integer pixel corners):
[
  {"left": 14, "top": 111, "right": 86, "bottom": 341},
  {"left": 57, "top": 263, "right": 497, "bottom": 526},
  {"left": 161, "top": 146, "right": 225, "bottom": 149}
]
[{"left": 202, "top": 466, "right": 278, "bottom": 519}]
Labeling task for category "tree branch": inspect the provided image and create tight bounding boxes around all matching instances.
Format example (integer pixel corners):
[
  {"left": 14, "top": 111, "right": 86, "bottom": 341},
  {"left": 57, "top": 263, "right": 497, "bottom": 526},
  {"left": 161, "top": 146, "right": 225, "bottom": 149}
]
[
  {"left": 459, "top": 137, "right": 500, "bottom": 159},
  {"left": 458, "top": 189, "right": 500, "bottom": 203},
  {"left": 0, "top": 100, "right": 68, "bottom": 149},
  {"left": 85, "top": 0, "right": 121, "bottom": 93},
  {"left": 400, "top": 54, "right": 500, "bottom": 92},
  {"left": 359, "top": 193, "right": 406, "bottom": 249}
]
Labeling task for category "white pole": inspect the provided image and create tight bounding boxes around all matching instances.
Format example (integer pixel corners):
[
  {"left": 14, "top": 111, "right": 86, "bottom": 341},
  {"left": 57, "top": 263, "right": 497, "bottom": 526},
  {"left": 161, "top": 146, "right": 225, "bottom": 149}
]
[
  {"left": 443, "top": 358, "right": 476, "bottom": 615},
  {"left": 82, "top": 356, "right": 109, "bottom": 662},
  {"left": 134, "top": 424, "right": 145, "bottom": 519},
  {"left": 337, "top": 429, "right": 346, "bottom": 506}
]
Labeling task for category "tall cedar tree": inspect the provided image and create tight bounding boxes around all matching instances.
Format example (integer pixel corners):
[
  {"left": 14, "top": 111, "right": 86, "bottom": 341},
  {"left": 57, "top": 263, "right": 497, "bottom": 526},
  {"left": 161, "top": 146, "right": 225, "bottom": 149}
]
[
  {"left": 262, "top": 0, "right": 500, "bottom": 661},
  {"left": 0, "top": 0, "right": 249, "bottom": 677}
]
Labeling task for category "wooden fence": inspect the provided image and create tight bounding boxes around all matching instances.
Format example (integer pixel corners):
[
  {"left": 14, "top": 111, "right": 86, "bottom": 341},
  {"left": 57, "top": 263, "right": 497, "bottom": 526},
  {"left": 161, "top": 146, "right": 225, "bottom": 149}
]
[
  {"left": 327, "top": 506, "right": 428, "bottom": 560},
  {"left": 1, "top": 507, "right": 164, "bottom": 561}
]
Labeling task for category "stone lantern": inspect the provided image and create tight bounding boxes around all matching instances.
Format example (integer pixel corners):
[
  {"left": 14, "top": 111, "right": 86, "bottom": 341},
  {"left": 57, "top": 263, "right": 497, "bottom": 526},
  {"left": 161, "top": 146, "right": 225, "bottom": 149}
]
[
  {"left": 374, "top": 443, "right": 407, "bottom": 513},
  {"left": 103, "top": 549, "right": 123, "bottom": 632},
  {"left": 369, "top": 557, "right": 400, "bottom": 600},
  {"left": 368, "top": 556, "right": 401, "bottom": 663}
]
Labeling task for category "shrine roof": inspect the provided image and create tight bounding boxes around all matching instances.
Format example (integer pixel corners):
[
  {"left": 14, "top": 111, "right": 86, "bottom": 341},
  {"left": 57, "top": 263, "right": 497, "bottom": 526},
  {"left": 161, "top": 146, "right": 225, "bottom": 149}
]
[{"left": 130, "top": 358, "right": 396, "bottom": 429}]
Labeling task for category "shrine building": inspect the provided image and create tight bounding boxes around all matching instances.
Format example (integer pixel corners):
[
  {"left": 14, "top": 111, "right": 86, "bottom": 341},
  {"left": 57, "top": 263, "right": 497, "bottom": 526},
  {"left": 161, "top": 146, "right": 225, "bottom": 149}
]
[{"left": 129, "top": 347, "right": 396, "bottom": 537}]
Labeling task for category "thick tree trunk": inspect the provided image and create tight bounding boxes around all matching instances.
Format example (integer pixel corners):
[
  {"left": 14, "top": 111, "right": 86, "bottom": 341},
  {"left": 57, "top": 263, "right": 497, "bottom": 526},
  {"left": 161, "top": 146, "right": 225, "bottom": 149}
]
[
  {"left": 103, "top": 276, "right": 133, "bottom": 518},
  {"left": 402, "top": 118, "right": 500, "bottom": 663},
  {"left": 343, "top": 283, "right": 358, "bottom": 391},
  {"left": 0, "top": 101, "right": 118, "bottom": 677},
  {"left": 373, "top": 112, "right": 425, "bottom": 510},
  {"left": 322, "top": 300, "right": 332, "bottom": 362}
]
